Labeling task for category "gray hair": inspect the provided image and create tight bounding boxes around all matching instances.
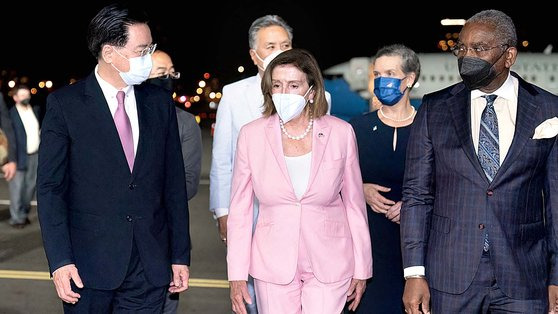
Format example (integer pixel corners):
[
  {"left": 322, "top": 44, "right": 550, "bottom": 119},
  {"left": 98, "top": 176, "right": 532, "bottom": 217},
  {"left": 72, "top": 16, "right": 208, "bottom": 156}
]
[
  {"left": 374, "top": 44, "right": 421, "bottom": 86},
  {"left": 248, "top": 15, "right": 293, "bottom": 49},
  {"left": 467, "top": 10, "right": 517, "bottom": 47}
]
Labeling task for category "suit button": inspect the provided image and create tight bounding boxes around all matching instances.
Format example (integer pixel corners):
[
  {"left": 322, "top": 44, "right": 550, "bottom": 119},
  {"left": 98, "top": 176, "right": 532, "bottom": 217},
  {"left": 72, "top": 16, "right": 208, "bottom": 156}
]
[
  {"left": 129, "top": 184, "right": 134, "bottom": 190},
  {"left": 486, "top": 190, "right": 493, "bottom": 196},
  {"left": 126, "top": 215, "right": 133, "bottom": 222},
  {"left": 479, "top": 223, "right": 485, "bottom": 230}
]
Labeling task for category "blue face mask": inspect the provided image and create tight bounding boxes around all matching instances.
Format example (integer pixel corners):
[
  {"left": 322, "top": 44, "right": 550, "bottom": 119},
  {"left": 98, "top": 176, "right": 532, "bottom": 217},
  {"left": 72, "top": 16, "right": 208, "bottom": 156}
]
[{"left": 374, "top": 77, "right": 408, "bottom": 105}]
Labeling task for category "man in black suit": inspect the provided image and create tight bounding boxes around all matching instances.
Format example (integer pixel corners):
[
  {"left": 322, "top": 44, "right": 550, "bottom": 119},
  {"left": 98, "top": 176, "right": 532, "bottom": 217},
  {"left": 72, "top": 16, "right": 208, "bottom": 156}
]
[
  {"left": 401, "top": 9, "right": 558, "bottom": 314},
  {"left": 37, "top": 4, "right": 191, "bottom": 313},
  {"left": 0, "top": 91, "right": 17, "bottom": 181}
]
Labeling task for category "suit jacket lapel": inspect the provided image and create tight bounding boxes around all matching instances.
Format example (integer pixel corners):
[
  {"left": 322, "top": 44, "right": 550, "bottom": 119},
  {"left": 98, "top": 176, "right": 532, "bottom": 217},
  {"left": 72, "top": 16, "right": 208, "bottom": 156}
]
[
  {"left": 264, "top": 115, "right": 292, "bottom": 188},
  {"left": 84, "top": 73, "right": 131, "bottom": 174},
  {"left": 306, "top": 117, "right": 331, "bottom": 194},
  {"left": 493, "top": 79, "right": 538, "bottom": 183},
  {"left": 449, "top": 84, "right": 488, "bottom": 182},
  {"left": 131, "top": 86, "right": 153, "bottom": 178}
]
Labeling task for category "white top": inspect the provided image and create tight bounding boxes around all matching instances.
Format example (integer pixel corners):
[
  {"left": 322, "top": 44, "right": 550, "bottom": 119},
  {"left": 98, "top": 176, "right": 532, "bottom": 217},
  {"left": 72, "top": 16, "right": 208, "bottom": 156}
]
[
  {"left": 471, "top": 72, "right": 518, "bottom": 165},
  {"left": 16, "top": 104, "right": 40, "bottom": 154},
  {"left": 284, "top": 152, "right": 312, "bottom": 200},
  {"left": 94, "top": 66, "right": 139, "bottom": 155}
]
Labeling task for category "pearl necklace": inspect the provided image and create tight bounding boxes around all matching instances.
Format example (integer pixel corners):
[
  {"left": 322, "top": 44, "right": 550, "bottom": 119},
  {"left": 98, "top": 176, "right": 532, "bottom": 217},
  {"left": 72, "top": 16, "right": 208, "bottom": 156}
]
[
  {"left": 280, "top": 116, "right": 313, "bottom": 140},
  {"left": 377, "top": 106, "right": 415, "bottom": 152},
  {"left": 378, "top": 105, "right": 416, "bottom": 122}
]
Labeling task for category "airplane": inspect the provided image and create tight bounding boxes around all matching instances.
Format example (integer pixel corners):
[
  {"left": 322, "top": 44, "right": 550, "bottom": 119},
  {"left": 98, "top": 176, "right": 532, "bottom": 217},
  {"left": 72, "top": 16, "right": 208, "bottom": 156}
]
[{"left": 324, "top": 51, "right": 558, "bottom": 105}]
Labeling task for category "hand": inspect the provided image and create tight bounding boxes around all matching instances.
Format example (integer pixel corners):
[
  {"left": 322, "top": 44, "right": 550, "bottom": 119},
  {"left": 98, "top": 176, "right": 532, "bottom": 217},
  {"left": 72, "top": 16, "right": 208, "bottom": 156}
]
[
  {"left": 217, "top": 215, "right": 228, "bottom": 244},
  {"left": 2, "top": 161, "right": 16, "bottom": 181},
  {"left": 363, "top": 183, "right": 395, "bottom": 214},
  {"left": 230, "top": 280, "right": 252, "bottom": 314},
  {"left": 346, "top": 278, "right": 366, "bottom": 311},
  {"left": 52, "top": 264, "right": 83, "bottom": 304},
  {"left": 403, "top": 278, "right": 430, "bottom": 314},
  {"left": 548, "top": 285, "right": 558, "bottom": 313},
  {"left": 386, "top": 201, "right": 402, "bottom": 224},
  {"left": 169, "top": 264, "right": 190, "bottom": 293}
]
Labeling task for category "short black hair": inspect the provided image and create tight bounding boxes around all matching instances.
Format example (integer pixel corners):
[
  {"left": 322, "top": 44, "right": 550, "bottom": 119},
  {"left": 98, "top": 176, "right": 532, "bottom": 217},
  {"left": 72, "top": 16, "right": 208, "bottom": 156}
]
[{"left": 86, "top": 3, "right": 149, "bottom": 59}]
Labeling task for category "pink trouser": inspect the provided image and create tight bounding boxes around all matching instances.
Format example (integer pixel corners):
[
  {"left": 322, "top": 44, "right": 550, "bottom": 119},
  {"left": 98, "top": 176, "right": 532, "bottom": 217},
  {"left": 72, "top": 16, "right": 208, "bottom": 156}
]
[{"left": 254, "top": 236, "right": 351, "bottom": 314}]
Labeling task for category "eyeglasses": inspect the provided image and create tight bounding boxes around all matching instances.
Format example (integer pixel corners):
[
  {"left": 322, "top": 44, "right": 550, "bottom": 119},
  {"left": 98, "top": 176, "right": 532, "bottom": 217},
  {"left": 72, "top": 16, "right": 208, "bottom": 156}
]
[
  {"left": 139, "top": 43, "right": 157, "bottom": 57},
  {"left": 157, "top": 71, "right": 181, "bottom": 80},
  {"left": 116, "top": 43, "right": 157, "bottom": 57},
  {"left": 450, "top": 43, "right": 508, "bottom": 57}
]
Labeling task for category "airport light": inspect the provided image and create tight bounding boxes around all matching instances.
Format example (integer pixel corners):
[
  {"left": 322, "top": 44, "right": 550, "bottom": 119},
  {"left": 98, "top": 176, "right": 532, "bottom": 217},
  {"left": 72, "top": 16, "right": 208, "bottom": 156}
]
[
  {"left": 209, "top": 92, "right": 216, "bottom": 99},
  {"left": 38, "top": 81, "right": 45, "bottom": 88},
  {"left": 216, "top": 92, "right": 222, "bottom": 99},
  {"left": 238, "top": 66, "right": 245, "bottom": 73},
  {"left": 196, "top": 88, "right": 203, "bottom": 95},
  {"left": 45, "top": 80, "right": 53, "bottom": 88},
  {"left": 522, "top": 40, "right": 529, "bottom": 48},
  {"left": 204, "top": 73, "right": 210, "bottom": 79},
  {"left": 8, "top": 80, "right": 15, "bottom": 88},
  {"left": 209, "top": 101, "right": 217, "bottom": 109},
  {"left": 31, "top": 88, "right": 38, "bottom": 94},
  {"left": 198, "top": 80, "right": 206, "bottom": 88},
  {"left": 441, "top": 19, "right": 466, "bottom": 26}
]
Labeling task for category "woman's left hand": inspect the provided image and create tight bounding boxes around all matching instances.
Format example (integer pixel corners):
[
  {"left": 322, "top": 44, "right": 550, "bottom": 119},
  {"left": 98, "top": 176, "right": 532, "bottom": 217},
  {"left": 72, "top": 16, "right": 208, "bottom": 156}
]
[
  {"left": 346, "top": 278, "right": 366, "bottom": 311},
  {"left": 386, "top": 201, "right": 402, "bottom": 224}
]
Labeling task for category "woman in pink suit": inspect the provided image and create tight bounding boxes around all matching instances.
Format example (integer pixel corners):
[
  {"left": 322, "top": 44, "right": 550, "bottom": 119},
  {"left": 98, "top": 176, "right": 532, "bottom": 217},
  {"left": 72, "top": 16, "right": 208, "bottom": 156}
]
[{"left": 227, "top": 48, "right": 372, "bottom": 314}]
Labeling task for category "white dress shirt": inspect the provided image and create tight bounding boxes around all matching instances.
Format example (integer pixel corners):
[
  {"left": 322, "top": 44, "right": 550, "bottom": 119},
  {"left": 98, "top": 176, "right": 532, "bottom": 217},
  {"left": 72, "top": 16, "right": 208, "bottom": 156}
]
[
  {"left": 404, "top": 73, "right": 518, "bottom": 279},
  {"left": 94, "top": 66, "right": 139, "bottom": 155},
  {"left": 15, "top": 104, "right": 40, "bottom": 154}
]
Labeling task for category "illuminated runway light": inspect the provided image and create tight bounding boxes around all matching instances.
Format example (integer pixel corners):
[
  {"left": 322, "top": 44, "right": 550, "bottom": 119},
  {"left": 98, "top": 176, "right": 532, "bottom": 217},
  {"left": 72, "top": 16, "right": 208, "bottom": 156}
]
[
  {"left": 209, "top": 92, "right": 216, "bottom": 99},
  {"left": 8, "top": 81, "right": 15, "bottom": 88},
  {"left": 45, "top": 81, "right": 53, "bottom": 88},
  {"left": 216, "top": 92, "right": 222, "bottom": 99},
  {"left": 209, "top": 101, "right": 217, "bottom": 109},
  {"left": 203, "top": 73, "right": 210, "bottom": 79},
  {"left": 198, "top": 80, "right": 206, "bottom": 88},
  {"left": 238, "top": 66, "right": 244, "bottom": 73},
  {"left": 196, "top": 88, "right": 203, "bottom": 94}
]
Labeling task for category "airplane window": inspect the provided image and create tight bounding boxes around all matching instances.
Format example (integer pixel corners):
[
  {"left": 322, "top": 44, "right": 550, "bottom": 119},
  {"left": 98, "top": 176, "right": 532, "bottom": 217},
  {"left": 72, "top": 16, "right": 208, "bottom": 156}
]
[
  {"left": 531, "top": 75, "right": 536, "bottom": 82},
  {"left": 550, "top": 76, "right": 555, "bottom": 82},
  {"left": 431, "top": 75, "right": 435, "bottom": 81},
  {"left": 421, "top": 76, "right": 427, "bottom": 81},
  {"left": 449, "top": 76, "right": 454, "bottom": 81},
  {"left": 439, "top": 75, "right": 444, "bottom": 81}
]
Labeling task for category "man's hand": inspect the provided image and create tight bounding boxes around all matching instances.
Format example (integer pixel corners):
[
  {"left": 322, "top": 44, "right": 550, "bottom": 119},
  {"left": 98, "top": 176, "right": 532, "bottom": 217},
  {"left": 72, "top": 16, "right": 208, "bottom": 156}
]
[
  {"left": 2, "top": 161, "right": 16, "bottom": 181},
  {"left": 52, "top": 264, "right": 83, "bottom": 304},
  {"left": 386, "top": 201, "right": 402, "bottom": 224},
  {"left": 230, "top": 280, "right": 251, "bottom": 314},
  {"left": 548, "top": 285, "right": 558, "bottom": 313},
  {"left": 169, "top": 264, "right": 190, "bottom": 293},
  {"left": 403, "top": 278, "right": 430, "bottom": 314},
  {"left": 217, "top": 215, "right": 228, "bottom": 244},
  {"left": 346, "top": 278, "right": 366, "bottom": 311},
  {"left": 363, "top": 183, "right": 395, "bottom": 214}
]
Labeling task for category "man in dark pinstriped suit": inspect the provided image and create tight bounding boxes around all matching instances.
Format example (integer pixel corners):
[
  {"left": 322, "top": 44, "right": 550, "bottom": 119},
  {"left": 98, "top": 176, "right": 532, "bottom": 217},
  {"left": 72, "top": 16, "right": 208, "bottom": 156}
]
[{"left": 400, "top": 10, "right": 558, "bottom": 314}]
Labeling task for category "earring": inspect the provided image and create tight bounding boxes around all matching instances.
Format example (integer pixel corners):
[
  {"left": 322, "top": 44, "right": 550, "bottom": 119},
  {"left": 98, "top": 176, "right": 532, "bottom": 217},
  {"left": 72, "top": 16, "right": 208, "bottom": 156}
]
[
  {"left": 407, "top": 85, "right": 412, "bottom": 88},
  {"left": 309, "top": 99, "right": 314, "bottom": 104}
]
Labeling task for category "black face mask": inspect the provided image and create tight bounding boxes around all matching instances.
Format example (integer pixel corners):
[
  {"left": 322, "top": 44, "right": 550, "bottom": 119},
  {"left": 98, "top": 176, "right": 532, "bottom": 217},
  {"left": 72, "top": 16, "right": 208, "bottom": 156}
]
[
  {"left": 146, "top": 77, "right": 174, "bottom": 92},
  {"left": 458, "top": 46, "right": 509, "bottom": 91},
  {"left": 20, "top": 98, "right": 31, "bottom": 105}
]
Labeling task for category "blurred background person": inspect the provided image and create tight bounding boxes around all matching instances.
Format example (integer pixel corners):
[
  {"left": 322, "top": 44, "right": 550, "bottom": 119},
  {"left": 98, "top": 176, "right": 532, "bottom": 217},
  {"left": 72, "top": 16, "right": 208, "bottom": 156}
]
[
  {"left": 210, "top": 14, "right": 294, "bottom": 313},
  {"left": 8, "top": 84, "right": 41, "bottom": 229},
  {"left": 147, "top": 49, "right": 202, "bottom": 314},
  {"left": 0, "top": 91, "right": 17, "bottom": 181},
  {"left": 147, "top": 49, "right": 202, "bottom": 202},
  {"left": 227, "top": 48, "right": 372, "bottom": 314},
  {"left": 349, "top": 44, "right": 420, "bottom": 313}
]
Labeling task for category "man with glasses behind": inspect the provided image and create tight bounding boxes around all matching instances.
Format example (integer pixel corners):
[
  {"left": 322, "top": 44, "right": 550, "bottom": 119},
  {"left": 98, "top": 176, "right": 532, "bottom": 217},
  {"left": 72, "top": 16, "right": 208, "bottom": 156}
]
[
  {"left": 147, "top": 49, "right": 202, "bottom": 314},
  {"left": 400, "top": 9, "right": 558, "bottom": 314},
  {"left": 37, "top": 4, "right": 191, "bottom": 313}
]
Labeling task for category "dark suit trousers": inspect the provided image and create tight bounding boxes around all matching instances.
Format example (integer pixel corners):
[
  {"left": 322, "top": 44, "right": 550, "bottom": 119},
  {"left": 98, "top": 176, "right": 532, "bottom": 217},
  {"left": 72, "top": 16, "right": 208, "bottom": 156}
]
[
  {"left": 63, "top": 241, "right": 167, "bottom": 314},
  {"left": 430, "top": 251, "right": 547, "bottom": 313}
]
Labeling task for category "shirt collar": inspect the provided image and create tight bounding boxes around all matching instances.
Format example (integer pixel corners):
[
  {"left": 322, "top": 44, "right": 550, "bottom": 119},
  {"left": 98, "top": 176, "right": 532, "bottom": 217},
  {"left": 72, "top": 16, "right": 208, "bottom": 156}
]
[
  {"left": 94, "top": 65, "right": 132, "bottom": 98},
  {"left": 471, "top": 72, "right": 516, "bottom": 101}
]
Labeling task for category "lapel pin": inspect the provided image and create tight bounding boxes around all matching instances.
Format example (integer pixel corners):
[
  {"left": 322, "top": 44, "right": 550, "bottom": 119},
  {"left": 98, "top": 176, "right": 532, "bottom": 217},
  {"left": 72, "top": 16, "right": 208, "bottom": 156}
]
[
  {"left": 373, "top": 125, "right": 378, "bottom": 131},
  {"left": 318, "top": 132, "right": 324, "bottom": 138}
]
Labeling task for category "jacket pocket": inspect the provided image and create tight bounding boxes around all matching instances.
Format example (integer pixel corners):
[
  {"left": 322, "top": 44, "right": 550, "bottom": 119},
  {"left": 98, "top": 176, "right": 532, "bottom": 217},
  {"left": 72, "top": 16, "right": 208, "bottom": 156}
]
[{"left": 430, "top": 214, "right": 450, "bottom": 234}]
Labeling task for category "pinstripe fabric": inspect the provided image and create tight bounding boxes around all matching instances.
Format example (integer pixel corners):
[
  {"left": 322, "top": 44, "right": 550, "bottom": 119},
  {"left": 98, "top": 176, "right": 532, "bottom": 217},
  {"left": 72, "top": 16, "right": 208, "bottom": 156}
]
[{"left": 401, "top": 72, "right": 558, "bottom": 302}]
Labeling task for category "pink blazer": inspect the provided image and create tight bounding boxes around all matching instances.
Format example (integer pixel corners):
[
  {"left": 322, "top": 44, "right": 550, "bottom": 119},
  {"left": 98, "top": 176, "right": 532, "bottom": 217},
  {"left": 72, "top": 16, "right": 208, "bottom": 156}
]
[{"left": 227, "top": 114, "right": 372, "bottom": 284}]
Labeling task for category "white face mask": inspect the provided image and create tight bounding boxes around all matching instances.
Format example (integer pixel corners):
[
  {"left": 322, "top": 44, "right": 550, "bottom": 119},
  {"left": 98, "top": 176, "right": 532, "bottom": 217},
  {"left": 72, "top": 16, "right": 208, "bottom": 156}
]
[
  {"left": 255, "top": 49, "right": 285, "bottom": 72},
  {"left": 111, "top": 48, "right": 153, "bottom": 85},
  {"left": 272, "top": 85, "right": 313, "bottom": 123}
]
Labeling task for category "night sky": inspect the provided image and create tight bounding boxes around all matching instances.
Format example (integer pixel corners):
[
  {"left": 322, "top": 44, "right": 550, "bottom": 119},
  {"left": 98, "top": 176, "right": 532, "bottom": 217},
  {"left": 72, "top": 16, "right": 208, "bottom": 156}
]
[{"left": 1, "top": 2, "right": 556, "bottom": 94}]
